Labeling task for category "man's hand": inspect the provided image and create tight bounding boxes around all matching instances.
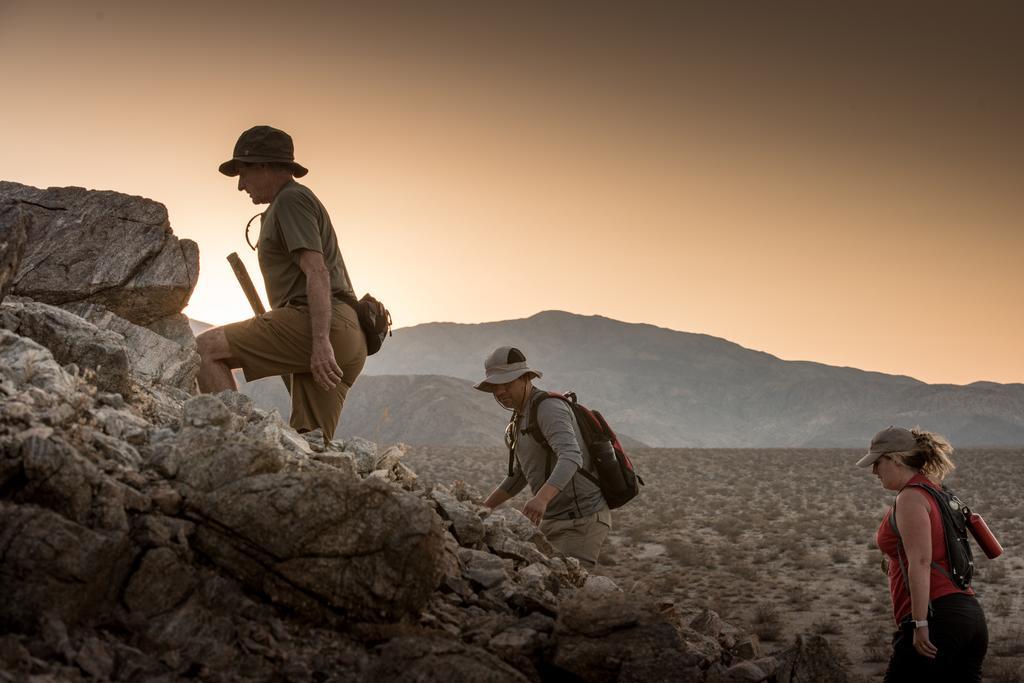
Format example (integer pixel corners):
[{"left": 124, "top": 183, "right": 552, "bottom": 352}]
[
  {"left": 311, "top": 337, "right": 343, "bottom": 390},
  {"left": 522, "top": 483, "right": 560, "bottom": 525}
]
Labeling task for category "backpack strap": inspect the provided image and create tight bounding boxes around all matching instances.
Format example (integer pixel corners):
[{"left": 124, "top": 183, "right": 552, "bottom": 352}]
[
  {"left": 897, "top": 483, "right": 959, "bottom": 585},
  {"left": 526, "top": 391, "right": 600, "bottom": 487},
  {"left": 889, "top": 484, "right": 955, "bottom": 616}
]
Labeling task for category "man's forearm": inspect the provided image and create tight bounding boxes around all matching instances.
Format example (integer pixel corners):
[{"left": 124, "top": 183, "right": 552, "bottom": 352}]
[
  {"left": 484, "top": 486, "right": 513, "bottom": 509},
  {"left": 306, "top": 267, "right": 333, "bottom": 341}
]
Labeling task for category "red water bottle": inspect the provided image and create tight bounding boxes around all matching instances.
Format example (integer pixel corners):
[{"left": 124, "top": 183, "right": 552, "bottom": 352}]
[{"left": 967, "top": 513, "right": 1003, "bottom": 559}]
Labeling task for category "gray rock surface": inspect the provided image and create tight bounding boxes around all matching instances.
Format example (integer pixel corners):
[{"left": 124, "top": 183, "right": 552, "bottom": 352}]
[
  {"left": 0, "top": 181, "right": 198, "bottom": 326},
  {"left": 551, "top": 589, "right": 704, "bottom": 681},
  {"left": 0, "top": 200, "right": 27, "bottom": 304},
  {"left": 65, "top": 302, "right": 198, "bottom": 392},
  {"left": 0, "top": 299, "right": 132, "bottom": 394}
]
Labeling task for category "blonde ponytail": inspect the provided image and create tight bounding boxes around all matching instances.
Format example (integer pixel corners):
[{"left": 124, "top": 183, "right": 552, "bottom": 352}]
[{"left": 890, "top": 427, "right": 956, "bottom": 482}]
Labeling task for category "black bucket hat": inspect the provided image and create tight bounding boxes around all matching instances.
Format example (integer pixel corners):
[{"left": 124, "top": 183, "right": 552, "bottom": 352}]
[{"left": 218, "top": 125, "right": 309, "bottom": 178}]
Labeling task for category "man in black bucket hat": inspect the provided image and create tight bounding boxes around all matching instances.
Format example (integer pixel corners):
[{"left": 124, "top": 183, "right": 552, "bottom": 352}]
[
  {"left": 475, "top": 346, "right": 612, "bottom": 567},
  {"left": 196, "top": 125, "right": 367, "bottom": 440}
]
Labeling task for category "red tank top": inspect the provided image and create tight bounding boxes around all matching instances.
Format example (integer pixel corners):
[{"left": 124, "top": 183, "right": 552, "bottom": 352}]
[{"left": 875, "top": 474, "right": 972, "bottom": 624}]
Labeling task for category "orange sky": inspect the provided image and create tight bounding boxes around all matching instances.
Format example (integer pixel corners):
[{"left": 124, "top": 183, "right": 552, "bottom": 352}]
[{"left": 2, "top": 2, "right": 1022, "bottom": 385}]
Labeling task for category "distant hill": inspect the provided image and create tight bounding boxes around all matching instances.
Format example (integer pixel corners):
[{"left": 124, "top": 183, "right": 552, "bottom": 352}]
[{"left": 191, "top": 312, "right": 1024, "bottom": 447}]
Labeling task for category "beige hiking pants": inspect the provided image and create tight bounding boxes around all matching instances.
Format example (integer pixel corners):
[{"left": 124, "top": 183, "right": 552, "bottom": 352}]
[{"left": 540, "top": 507, "right": 612, "bottom": 567}]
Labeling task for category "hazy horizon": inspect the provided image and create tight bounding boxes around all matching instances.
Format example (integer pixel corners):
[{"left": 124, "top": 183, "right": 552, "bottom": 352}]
[{"left": 3, "top": 2, "right": 1021, "bottom": 385}]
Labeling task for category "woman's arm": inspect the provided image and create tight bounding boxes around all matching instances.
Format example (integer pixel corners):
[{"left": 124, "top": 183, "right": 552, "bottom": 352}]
[{"left": 895, "top": 487, "right": 939, "bottom": 659}]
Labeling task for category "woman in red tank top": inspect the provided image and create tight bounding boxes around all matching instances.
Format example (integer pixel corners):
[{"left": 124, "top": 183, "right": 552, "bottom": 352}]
[{"left": 859, "top": 426, "right": 988, "bottom": 682}]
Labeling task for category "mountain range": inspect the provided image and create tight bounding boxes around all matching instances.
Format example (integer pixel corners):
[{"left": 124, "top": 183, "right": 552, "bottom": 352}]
[{"left": 192, "top": 311, "right": 1024, "bottom": 447}]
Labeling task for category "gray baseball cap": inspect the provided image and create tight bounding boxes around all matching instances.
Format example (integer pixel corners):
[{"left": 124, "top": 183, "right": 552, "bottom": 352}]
[
  {"left": 857, "top": 426, "right": 918, "bottom": 467},
  {"left": 474, "top": 346, "right": 542, "bottom": 392}
]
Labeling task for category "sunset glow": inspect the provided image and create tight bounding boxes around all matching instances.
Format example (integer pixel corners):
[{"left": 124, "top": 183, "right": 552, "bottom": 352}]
[{"left": 2, "top": 2, "right": 1021, "bottom": 385}]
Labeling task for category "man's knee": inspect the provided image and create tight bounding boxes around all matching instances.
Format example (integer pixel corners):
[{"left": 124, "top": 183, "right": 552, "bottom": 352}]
[{"left": 197, "top": 328, "right": 232, "bottom": 363}]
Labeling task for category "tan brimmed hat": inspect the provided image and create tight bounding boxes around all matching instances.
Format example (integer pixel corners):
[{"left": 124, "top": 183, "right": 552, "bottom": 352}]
[
  {"left": 474, "top": 346, "right": 542, "bottom": 392},
  {"left": 857, "top": 425, "right": 918, "bottom": 467}
]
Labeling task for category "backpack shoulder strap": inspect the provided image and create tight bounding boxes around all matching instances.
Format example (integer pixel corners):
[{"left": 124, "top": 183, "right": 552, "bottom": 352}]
[
  {"left": 526, "top": 391, "right": 566, "bottom": 446},
  {"left": 891, "top": 484, "right": 956, "bottom": 596},
  {"left": 527, "top": 391, "right": 604, "bottom": 487}
]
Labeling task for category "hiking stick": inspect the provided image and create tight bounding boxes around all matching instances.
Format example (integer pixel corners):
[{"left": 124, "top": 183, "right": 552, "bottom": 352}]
[{"left": 226, "top": 252, "right": 291, "bottom": 395}]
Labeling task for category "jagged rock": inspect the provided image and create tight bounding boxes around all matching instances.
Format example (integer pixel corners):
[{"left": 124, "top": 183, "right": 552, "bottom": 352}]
[
  {"left": 0, "top": 502, "right": 135, "bottom": 631},
  {"left": 489, "top": 534, "right": 551, "bottom": 565},
  {"left": 458, "top": 547, "right": 512, "bottom": 589},
  {"left": 431, "top": 485, "right": 485, "bottom": 546},
  {"left": 347, "top": 436, "right": 379, "bottom": 474},
  {"left": 1, "top": 299, "right": 132, "bottom": 394},
  {"left": 180, "top": 393, "right": 237, "bottom": 429},
  {"left": 166, "top": 422, "right": 446, "bottom": 621},
  {"left": 75, "top": 636, "right": 115, "bottom": 679},
  {"left": 691, "top": 607, "right": 727, "bottom": 638},
  {"left": 64, "top": 302, "right": 199, "bottom": 392},
  {"left": 722, "top": 659, "right": 771, "bottom": 683},
  {"left": 551, "top": 590, "right": 704, "bottom": 682},
  {"left": 123, "top": 547, "right": 199, "bottom": 618},
  {"left": 145, "top": 312, "right": 196, "bottom": 348},
  {"left": 0, "top": 634, "right": 32, "bottom": 675},
  {"left": 313, "top": 451, "right": 360, "bottom": 477},
  {"left": 0, "top": 328, "right": 75, "bottom": 395},
  {"left": 0, "top": 199, "right": 28, "bottom": 304},
  {"left": 365, "top": 636, "right": 530, "bottom": 682},
  {"left": 0, "top": 182, "right": 198, "bottom": 325},
  {"left": 774, "top": 634, "right": 849, "bottom": 682},
  {"left": 679, "top": 625, "right": 723, "bottom": 665},
  {"left": 731, "top": 633, "right": 762, "bottom": 660},
  {"left": 582, "top": 575, "right": 620, "bottom": 593}
]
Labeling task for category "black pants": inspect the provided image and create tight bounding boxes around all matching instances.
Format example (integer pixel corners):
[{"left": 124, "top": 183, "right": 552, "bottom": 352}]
[{"left": 884, "top": 593, "right": 988, "bottom": 683}]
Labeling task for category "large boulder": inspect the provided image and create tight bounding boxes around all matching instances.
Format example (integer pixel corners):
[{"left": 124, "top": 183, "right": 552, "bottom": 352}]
[
  {"left": 149, "top": 400, "right": 448, "bottom": 623},
  {"left": 0, "top": 503, "right": 135, "bottom": 631},
  {"left": 0, "top": 299, "right": 133, "bottom": 395},
  {"left": 65, "top": 302, "right": 198, "bottom": 392},
  {"left": 0, "top": 200, "right": 27, "bottom": 304},
  {"left": 550, "top": 588, "right": 704, "bottom": 681},
  {"left": 0, "top": 182, "right": 198, "bottom": 326}
]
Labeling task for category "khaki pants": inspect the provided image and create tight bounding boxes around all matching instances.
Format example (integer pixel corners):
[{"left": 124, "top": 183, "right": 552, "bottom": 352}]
[
  {"left": 223, "top": 301, "right": 367, "bottom": 437},
  {"left": 540, "top": 507, "right": 612, "bottom": 567}
]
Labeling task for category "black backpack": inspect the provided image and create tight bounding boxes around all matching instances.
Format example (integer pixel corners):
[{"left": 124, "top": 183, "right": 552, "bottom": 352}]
[
  {"left": 888, "top": 481, "right": 974, "bottom": 591},
  {"left": 521, "top": 391, "right": 643, "bottom": 509}
]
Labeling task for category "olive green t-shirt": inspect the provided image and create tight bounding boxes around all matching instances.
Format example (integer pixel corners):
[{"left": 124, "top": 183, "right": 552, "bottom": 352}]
[{"left": 256, "top": 180, "right": 355, "bottom": 309}]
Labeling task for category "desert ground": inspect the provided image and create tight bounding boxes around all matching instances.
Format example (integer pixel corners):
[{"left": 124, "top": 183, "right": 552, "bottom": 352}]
[{"left": 405, "top": 446, "right": 1024, "bottom": 682}]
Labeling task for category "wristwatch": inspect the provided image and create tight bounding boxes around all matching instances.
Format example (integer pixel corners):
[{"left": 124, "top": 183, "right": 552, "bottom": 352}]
[{"left": 912, "top": 619, "right": 928, "bottom": 629}]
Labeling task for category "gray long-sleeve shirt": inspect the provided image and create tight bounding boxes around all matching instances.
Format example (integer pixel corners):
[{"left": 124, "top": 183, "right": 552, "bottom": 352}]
[{"left": 498, "top": 388, "right": 607, "bottom": 520}]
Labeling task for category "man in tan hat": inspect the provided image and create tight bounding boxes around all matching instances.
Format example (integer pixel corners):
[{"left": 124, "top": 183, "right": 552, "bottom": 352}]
[
  {"left": 196, "top": 125, "right": 367, "bottom": 438},
  {"left": 475, "top": 346, "right": 611, "bottom": 567}
]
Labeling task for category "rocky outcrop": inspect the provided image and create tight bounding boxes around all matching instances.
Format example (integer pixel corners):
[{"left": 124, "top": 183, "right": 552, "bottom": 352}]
[
  {"left": 0, "top": 200, "right": 27, "bottom": 304},
  {"left": 0, "top": 182, "right": 198, "bottom": 326},
  {"left": 774, "top": 635, "right": 849, "bottom": 682},
  {"left": 0, "top": 184, "right": 848, "bottom": 682}
]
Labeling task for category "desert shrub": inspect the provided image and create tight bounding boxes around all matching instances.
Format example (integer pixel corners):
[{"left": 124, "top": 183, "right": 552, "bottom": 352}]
[
  {"left": 728, "top": 562, "right": 758, "bottom": 582},
  {"left": 664, "top": 539, "right": 705, "bottom": 567},
  {"left": 991, "top": 630, "right": 1024, "bottom": 657},
  {"left": 830, "top": 547, "right": 850, "bottom": 564},
  {"left": 976, "top": 561, "right": 1008, "bottom": 585},
  {"left": 810, "top": 618, "right": 843, "bottom": 635},
  {"left": 750, "top": 601, "right": 783, "bottom": 641},
  {"left": 984, "top": 658, "right": 1024, "bottom": 683},
  {"left": 862, "top": 628, "right": 891, "bottom": 663},
  {"left": 710, "top": 515, "right": 744, "bottom": 543}
]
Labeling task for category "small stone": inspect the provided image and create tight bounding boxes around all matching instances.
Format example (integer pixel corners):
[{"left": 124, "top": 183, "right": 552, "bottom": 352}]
[{"left": 457, "top": 547, "right": 511, "bottom": 589}]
